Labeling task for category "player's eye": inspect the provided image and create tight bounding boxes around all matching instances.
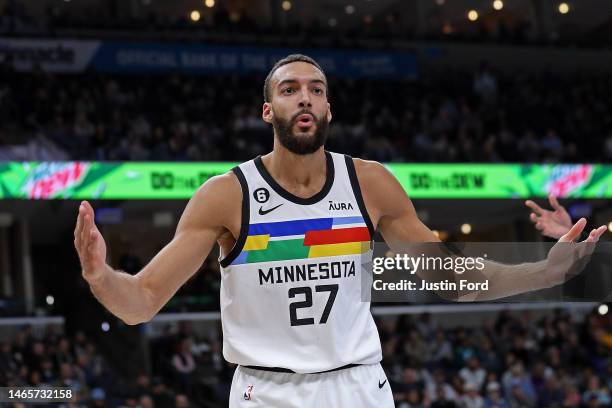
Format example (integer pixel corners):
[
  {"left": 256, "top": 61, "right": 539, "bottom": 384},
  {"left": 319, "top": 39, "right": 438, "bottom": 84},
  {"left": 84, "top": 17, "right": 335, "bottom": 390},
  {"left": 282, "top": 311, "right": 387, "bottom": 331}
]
[
  {"left": 281, "top": 88, "right": 295, "bottom": 95},
  {"left": 313, "top": 87, "right": 324, "bottom": 95}
]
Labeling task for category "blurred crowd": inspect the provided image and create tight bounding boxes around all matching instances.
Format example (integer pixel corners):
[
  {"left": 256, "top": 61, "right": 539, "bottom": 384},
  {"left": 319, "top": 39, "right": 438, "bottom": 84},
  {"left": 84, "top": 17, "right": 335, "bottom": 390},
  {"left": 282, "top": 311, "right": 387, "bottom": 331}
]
[
  {"left": 1, "top": 307, "right": 610, "bottom": 408},
  {"left": 1, "top": 60, "right": 611, "bottom": 164},
  {"left": 380, "top": 308, "right": 611, "bottom": 408},
  {"left": 0, "top": 325, "right": 204, "bottom": 408},
  {"left": 0, "top": 0, "right": 604, "bottom": 48}
]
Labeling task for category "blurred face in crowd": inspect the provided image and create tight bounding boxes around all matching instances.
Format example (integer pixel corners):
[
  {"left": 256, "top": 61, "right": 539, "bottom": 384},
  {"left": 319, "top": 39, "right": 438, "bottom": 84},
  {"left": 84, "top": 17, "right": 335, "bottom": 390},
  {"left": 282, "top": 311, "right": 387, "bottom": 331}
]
[
  {"left": 468, "top": 357, "right": 479, "bottom": 369},
  {"left": 60, "top": 363, "right": 72, "bottom": 380},
  {"left": 263, "top": 61, "right": 332, "bottom": 155},
  {"left": 588, "top": 376, "right": 599, "bottom": 390},
  {"left": 29, "top": 371, "right": 41, "bottom": 385},
  {"left": 58, "top": 338, "right": 70, "bottom": 353},
  {"left": 511, "top": 362, "right": 524, "bottom": 377},
  {"left": 175, "top": 394, "right": 189, "bottom": 408},
  {"left": 41, "top": 360, "right": 53, "bottom": 372},
  {"left": 137, "top": 373, "right": 151, "bottom": 388},
  {"left": 140, "top": 395, "right": 154, "bottom": 408},
  {"left": 33, "top": 342, "right": 44, "bottom": 355}
]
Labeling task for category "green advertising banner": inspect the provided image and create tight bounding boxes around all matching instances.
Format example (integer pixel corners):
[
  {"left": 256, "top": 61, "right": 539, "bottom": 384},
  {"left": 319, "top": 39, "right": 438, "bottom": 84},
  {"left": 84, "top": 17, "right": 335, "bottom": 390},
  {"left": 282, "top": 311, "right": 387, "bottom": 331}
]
[
  {"left": 0, "top": 162, "right": 609, "bottom": 200},
  {"left": 0, "top": 162, "right": 235, "bottom": 200},
  {"left": 388, "top": 163, "right": 609, "bottom": 199}
]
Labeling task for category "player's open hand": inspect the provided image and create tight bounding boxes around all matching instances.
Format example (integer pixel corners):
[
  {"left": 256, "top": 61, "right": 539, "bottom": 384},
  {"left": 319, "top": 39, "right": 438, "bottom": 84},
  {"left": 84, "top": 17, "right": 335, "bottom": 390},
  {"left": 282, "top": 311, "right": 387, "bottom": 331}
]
[
  {"left": 545, "top": 218, "right": 606, "bottom": 287},
  {"left": 525, "top": 195, "right": 573, "bottom": 240},
  {"left": 74, "top": 201, "right": 108, "bottom": 284}
]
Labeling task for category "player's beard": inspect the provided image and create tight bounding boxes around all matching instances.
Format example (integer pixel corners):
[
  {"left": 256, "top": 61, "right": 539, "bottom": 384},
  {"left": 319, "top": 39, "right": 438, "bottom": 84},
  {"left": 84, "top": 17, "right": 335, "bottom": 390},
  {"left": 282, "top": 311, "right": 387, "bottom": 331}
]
[{"left": 272, "top": 111, "right": 329, "bottom": 155}]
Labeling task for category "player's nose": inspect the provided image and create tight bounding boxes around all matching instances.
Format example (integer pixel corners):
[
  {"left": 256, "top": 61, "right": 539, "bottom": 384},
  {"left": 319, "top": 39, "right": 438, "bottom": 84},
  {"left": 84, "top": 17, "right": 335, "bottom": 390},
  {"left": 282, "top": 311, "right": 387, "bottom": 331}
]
[{"left": 297, "top": 86, "right": 312, "bottom": 108}]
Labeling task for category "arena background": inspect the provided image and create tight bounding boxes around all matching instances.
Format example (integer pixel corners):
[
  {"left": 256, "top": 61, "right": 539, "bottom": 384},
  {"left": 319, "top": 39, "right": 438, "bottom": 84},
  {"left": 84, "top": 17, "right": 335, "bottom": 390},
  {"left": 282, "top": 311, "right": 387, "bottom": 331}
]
[{"left": 0, "top": 0, "right": 611, "bottom": 407}]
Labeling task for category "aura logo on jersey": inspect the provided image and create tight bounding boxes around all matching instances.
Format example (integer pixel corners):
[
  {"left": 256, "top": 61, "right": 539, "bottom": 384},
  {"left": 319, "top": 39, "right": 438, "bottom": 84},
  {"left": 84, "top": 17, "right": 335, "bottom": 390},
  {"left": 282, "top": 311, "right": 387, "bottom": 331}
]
[
  {"left": 328, "top": 201, "right": 354, "bottom": 211},
  {"left": 230, "top": 216, "right": 371, "bottom": 265}
]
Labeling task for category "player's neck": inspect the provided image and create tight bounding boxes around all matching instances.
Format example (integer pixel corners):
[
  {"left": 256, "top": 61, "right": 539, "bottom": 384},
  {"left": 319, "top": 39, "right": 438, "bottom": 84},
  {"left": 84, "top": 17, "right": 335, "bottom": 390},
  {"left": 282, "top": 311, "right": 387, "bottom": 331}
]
[{"left": 262, "top": 146, "right": 327, "bottom": 192}]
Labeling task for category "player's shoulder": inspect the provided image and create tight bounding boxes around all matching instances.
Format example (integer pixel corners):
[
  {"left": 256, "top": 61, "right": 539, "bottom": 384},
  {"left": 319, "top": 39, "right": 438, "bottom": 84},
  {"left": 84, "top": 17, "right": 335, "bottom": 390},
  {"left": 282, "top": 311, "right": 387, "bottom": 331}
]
[
  {"left": 351, "top": 157, "right": 385, "bottom": 173},
  {"left": 350, "top": 157, "right": 392, "bottom": 184},
  {"left": 192, "top": 170, "right": 242, "bottom": 205}
]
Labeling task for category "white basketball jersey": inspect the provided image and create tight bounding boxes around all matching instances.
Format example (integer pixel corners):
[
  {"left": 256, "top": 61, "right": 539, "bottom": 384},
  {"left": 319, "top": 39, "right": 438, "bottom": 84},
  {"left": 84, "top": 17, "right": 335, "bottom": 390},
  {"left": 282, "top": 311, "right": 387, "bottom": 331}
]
[{"left": 218, "top": 151, "right": 382, "bottom": 373}]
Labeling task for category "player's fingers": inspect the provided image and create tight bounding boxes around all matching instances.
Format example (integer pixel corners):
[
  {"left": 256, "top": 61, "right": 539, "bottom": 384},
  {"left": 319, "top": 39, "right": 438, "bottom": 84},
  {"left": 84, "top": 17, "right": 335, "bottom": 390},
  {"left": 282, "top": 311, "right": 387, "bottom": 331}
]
[
  {"left": 82, "top": 200, "right": 95, "bottom": 219},
  {"left": 76, "top": 204, "right": 88, "bottom": 240},
  {"left": 83, "top": 202, "right": 100, "bottom": 235},
  {"left": 80, "top": 214, "right": 93, "bottom": 250},
  {"left": 559, "top": 218, "right": 587, "bottom": 243},
  {"left": 75, "top": 210, "right": 90, "bottom": 257},
  {"left": 88, "top": 229, "right": 98, "bottom": 252},
  {"left": 578, "top": 226, "right": 606, "bottom": 258},
  {"left": 535, "top": 222, "right": 544, "bottom": 231},
  {"left": 74, "top": 215, "right": 83, "bottom": 255},
  {"left": 548, "top": 195, "right": 563, "bottom": 211},
  {"left": 529, "top": 213, "right": 539, "bottom": 224},
  {"left": 74, "top": 237, "right": 82, "bottom": 262},
  {"left": 74, "top": 207, "right": 82, "bottom": 238},
  {"left": 525, "top": 200, "right": 545, "bottom": 216},
  {"left": 584, "top": 226, "right": 607, "bottom": 243}
]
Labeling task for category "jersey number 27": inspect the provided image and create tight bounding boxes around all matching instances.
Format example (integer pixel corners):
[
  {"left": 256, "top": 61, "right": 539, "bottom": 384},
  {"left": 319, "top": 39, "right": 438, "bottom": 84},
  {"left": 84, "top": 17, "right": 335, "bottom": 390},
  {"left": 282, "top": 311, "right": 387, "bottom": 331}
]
[{"left": 288, "top": 285, "right": 338, "bottom": 326}]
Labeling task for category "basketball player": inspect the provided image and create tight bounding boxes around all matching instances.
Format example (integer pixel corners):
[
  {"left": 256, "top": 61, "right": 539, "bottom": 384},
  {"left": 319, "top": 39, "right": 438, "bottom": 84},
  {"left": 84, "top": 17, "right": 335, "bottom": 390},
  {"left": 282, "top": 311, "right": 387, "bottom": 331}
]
[{"left": 74, "top": 55, "right": 607, "bottom": 407}]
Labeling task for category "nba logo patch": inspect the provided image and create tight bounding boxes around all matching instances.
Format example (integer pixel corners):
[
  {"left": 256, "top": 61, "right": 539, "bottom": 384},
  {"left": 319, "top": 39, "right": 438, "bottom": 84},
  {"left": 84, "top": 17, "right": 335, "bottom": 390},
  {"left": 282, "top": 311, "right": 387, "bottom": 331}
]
[{"left": 243, "top": 385, "right": 254, "bottom": 400}]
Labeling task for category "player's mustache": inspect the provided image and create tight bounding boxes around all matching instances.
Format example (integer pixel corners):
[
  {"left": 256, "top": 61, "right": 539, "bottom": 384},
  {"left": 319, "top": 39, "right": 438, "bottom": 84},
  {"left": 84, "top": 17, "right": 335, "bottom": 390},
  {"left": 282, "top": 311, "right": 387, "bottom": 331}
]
[{"left": 291, "top": 110, "right": 318, "bottom": 122}]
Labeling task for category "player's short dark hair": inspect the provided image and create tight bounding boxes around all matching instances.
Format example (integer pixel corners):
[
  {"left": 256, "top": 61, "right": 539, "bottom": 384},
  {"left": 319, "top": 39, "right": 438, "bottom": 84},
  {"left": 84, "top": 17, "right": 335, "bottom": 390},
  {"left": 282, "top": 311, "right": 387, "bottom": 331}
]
[{"left": 263, "top": 54, "right": 327, "bottom": 102}]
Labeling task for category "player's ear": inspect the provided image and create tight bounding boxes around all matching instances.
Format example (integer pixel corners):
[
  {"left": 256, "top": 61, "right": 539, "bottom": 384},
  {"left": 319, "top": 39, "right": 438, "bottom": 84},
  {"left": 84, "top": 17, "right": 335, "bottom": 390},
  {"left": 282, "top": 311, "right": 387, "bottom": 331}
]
[
  {"left": 262, "top": 102, "right": 273, "bottom": 124},
  {"left": 326, "top": 102, "right": 332, "bottom": 123}
]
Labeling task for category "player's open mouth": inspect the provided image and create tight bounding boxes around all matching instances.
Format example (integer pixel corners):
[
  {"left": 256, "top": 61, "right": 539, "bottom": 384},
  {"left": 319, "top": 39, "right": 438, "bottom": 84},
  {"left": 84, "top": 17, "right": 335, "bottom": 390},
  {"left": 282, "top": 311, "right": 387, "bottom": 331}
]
[{"left": 296, "top": 113, "right": 314, "bottom": 128}]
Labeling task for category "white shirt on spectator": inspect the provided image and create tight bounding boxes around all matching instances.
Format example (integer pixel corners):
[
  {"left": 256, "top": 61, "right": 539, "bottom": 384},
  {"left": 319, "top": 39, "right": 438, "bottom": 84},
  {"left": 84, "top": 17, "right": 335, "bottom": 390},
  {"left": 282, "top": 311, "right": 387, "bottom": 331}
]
[{"left": 460, "top": 367, "right": 487, "bottom": 390}]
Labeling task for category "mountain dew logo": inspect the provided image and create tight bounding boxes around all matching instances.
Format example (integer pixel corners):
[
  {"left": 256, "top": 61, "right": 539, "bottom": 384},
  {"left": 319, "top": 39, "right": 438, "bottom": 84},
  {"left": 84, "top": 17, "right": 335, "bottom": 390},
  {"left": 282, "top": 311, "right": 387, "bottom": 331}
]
[
  {"left": 544, "top": 164, "right": 593, "bottom": 197},
  {"left": 20, "top": 162, "right": 90, "bottom": 199}
]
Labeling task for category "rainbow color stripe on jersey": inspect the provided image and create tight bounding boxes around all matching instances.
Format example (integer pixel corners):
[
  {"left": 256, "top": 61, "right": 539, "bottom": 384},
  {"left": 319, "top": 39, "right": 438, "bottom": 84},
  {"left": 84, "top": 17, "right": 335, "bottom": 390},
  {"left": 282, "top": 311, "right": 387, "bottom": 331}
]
[{"left": 230, "top": 216, "right": 371, "bottom": 265}]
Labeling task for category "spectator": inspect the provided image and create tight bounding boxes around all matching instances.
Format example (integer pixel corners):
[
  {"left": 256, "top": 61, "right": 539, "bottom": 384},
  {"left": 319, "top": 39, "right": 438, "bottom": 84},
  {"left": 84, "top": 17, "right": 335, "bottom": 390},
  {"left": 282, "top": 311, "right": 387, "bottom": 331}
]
[
  {"left": 427, "top": 370, "right": 458, "bottom": 404},
  {"left": 459, "top": 357, "right": 487, "bottom": 391},
  {"left": 460, "top": 382, "right": 485, "bottom": 408},
  {"left": 140, "top": 394, "right": 155, "bottom": 408},
  {"left": 484, "top": 382, "right": 508, "bottom": 408},
  {"left": 175, "top": 393, "right": 190, "bottom": 408},
  {"left": 398, "top": 388, "right": 426, "bottom": 408},
  {"left": 501, "top": 362, "right": 536, "bottom": 403},
  {"left": 431, "top": 385, "right": 458, "bottom": 408},
  {"left": 582, "top": 375, "right": 611, "bottom": 406},
  {"left": 429, "top": 329, "right": 454, "bottom": 369},
  {"left": 89, "top": 387, "right": 106, "bottom": 408},
  {"left": 171, "top": 337, "right": 196, "bottom": 394}
]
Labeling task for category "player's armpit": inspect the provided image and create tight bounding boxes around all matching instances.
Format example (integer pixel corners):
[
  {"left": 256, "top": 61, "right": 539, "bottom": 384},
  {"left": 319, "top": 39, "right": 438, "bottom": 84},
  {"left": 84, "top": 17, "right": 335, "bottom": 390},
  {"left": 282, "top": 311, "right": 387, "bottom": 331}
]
[
  {"left": 353, "top": 158, "right": 440, "bottom": 246},
  {"left": 135, "top": 171, "right": 241, "bottom": 321}
]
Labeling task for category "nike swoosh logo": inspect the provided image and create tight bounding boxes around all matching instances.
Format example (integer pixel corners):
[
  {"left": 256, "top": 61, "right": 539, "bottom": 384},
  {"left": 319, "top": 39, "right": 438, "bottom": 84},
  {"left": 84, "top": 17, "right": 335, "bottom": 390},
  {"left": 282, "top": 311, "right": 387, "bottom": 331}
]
[
  {"left": 378, "top": 379, "right": 387, "bottom": 389},
  {"left": 258, "top": 204, "right": 283, "bottom": 215}
]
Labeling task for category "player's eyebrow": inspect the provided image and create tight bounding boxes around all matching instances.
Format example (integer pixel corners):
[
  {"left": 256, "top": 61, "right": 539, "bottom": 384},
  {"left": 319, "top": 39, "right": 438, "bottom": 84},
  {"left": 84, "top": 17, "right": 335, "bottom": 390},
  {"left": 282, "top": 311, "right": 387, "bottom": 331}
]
[{"left": 277, "top": 79, "right": 327, "bottom": 89}]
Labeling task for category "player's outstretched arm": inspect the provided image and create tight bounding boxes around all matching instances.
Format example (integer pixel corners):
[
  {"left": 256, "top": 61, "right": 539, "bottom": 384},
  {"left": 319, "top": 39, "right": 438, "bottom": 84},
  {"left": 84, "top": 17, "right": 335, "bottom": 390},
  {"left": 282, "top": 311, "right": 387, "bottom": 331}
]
[
  {"left": 355, "top": 159, "right": 606, "bottom": 301},
  {"left": 74, "top": 172, "right": 240, "bottom": 325}
]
